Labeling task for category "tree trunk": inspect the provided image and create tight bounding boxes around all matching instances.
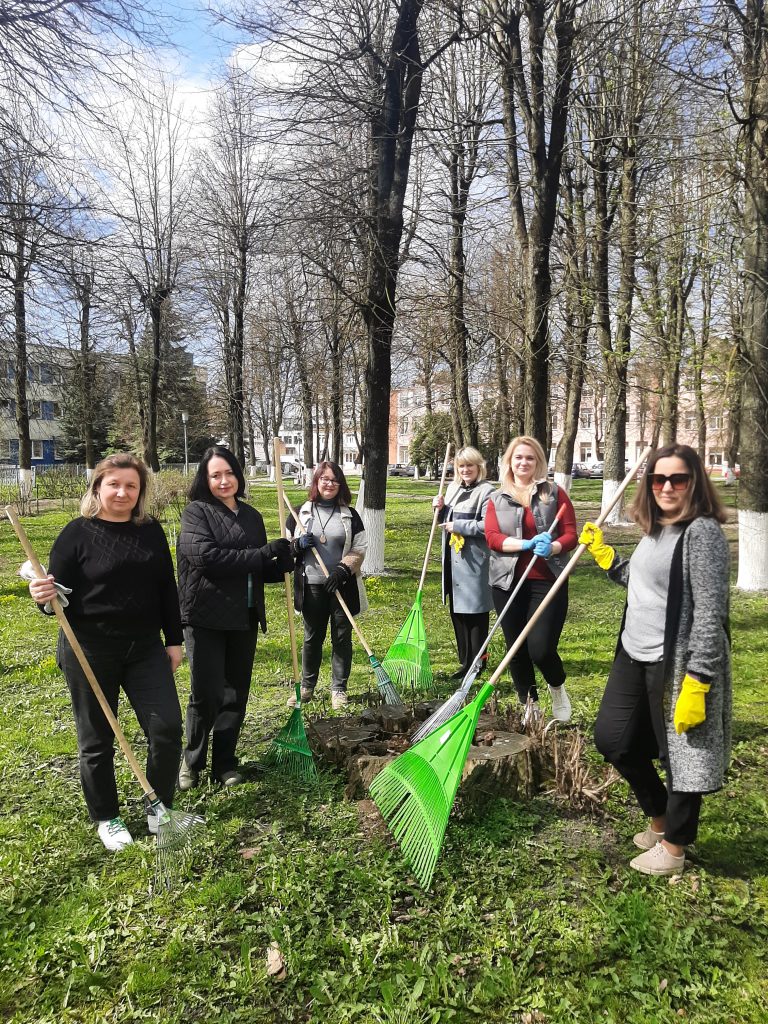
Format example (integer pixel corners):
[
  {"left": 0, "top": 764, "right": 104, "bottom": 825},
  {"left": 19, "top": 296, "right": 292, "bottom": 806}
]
[
  {"left": 362, "top": 0, "right": 425, "bottom": 573},
  {"left": 13, "top": 249, "right": 31, "bottom": 473},
  {"left": 737, "top": 36, "right": 768, "bottom": 589}
]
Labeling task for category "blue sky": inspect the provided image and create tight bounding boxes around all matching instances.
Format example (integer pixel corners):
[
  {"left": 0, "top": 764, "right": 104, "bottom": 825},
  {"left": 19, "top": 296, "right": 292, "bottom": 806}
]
[{"left": 156, "top": 1, "right": 246, "bottom": 79}]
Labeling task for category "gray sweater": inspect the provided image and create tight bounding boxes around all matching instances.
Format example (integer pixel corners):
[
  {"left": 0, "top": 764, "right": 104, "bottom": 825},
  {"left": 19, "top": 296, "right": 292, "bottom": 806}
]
[{"left": 609, "top": 516, "right": 732, "bottom": 793}]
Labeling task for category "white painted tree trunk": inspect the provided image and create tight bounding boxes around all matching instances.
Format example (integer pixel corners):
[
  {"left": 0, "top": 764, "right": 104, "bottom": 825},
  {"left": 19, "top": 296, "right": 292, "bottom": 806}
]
[
  {"left": 601, "top": 478, "right": 625, "bottom": 524},
  {"left": 362, "top": 507, "right": 385, "bottom": 574},
  {"left": 553, "top": 471, "right": 572, "bottom": 493},
  {"left": 269, "top": 466, "right": 275, "bottom": 483},
  {"left": 413, "top": 465, "right": 420, "bottom": 480},
  {"left": 86, "top": 467, "right": 94, "bottom": 482},
  {"left": 18, "top": 468, "right": 33, "bottom": 497},
  {"left": 355, "top": 477, "right": 365, "bottom": 513},
  {"left": 736, "top": 510, "right": 768, "bottom": 590}
]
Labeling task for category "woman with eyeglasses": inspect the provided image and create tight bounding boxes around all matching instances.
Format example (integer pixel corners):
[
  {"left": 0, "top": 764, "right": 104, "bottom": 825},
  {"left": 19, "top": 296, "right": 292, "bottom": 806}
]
[
  {"left": 176, "top": 446, "right": 295, "bottom": 790},
  {"left": 580, "top": 444, "right": 731, "bottom": 876},
  {"left": 287, "top": 462, "right": 367, "bottom": 710}
]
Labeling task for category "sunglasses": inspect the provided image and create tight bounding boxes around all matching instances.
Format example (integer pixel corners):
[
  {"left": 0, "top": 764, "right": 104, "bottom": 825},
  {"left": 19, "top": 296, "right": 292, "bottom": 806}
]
[{"left": 648, "top": 472, "right": 691, "bottom": 492}]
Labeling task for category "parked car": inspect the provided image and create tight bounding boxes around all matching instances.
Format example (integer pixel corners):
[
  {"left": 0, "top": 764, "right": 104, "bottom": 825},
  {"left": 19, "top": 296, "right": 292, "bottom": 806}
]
[
  {"left": 387, "top": 463, "right": 415, "bottom": 477},
  {"left": 571, "top": 462, "right": 591, "bottom": 479},
  {"left": 588, "top": 461, "right": 604, "bottom": 478}
]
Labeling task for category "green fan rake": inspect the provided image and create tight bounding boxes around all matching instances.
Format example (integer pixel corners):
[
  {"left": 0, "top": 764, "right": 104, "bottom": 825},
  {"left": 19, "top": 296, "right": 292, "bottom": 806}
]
[
  {"left": 382, "top": 443, "right": 452, "bottom": 691},
  {"left": 6, "top": 506, "right": 204, "bottom": 891},
  {"left": 262, "top": 683, "right": 319, "bottom": 783},
  {"left": 370, "top": 449, "right": 651, "bottom": 889},
  {"left": 281, "top": 491, "right": 402, "bottom": 705}
]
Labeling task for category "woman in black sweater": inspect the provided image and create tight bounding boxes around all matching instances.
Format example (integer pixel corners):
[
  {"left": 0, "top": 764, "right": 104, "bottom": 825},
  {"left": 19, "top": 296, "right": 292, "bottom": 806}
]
[
  {"left": 28, "top": 454, "right": 184, "bottom": 853},
  {"left": 176, "top": 446, "right": 294, "bottom": 789}
]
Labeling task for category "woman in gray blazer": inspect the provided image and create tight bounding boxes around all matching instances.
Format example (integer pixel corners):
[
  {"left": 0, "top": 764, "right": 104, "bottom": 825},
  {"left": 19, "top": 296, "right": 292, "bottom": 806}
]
[
  {"left": 433, "top": 447, "right": 494, "bottom": 680},
  {"left": 581, "top": 444, "right": 731, "bottom": 877}
]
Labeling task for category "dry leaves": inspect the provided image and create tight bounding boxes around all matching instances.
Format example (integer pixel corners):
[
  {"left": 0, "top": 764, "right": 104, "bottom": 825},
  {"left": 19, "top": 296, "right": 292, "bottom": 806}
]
[{"left": 266, "top": 941, "right": 287, "bottom": 981}]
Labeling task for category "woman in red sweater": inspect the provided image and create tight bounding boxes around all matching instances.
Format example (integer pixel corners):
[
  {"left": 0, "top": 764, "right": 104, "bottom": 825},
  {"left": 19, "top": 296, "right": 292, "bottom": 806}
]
[{"left": 484, "top": 436, "right": 578, "bottom": 723}]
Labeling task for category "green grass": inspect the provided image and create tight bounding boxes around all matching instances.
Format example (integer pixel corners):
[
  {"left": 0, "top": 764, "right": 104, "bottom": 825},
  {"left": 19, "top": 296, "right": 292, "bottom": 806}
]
[{"left": 0, "top": 480, "right": 766, "bottom": 1023}]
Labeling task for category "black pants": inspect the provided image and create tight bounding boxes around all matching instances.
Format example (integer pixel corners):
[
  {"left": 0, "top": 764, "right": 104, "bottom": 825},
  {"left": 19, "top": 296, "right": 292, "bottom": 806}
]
[
  {"left": 594, "top": 648, "right": 702, "bottom": 845},
  {"left": 184, "top": 623, "right": 258, "bottom": 778},
  {"left": 492, "top": 578, "right": 568, "bottom": 703},
  {"left": 302, "top": 584, "right": 352, "bottom": 692},
  {"left": 449, "top": 606, "right": 489, "bottom": 674},
  {"left": 58, "top": 630, "right": 182, "bottom": 822}
]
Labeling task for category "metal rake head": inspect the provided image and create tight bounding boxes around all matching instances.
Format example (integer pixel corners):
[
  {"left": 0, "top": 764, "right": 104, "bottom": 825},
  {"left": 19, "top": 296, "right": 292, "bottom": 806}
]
[
  {"left": 153, "top": 805, "right": 205, "bottom": 890},
  {"left": 370, "top": 656, "right": 404, "bottom": 705}
]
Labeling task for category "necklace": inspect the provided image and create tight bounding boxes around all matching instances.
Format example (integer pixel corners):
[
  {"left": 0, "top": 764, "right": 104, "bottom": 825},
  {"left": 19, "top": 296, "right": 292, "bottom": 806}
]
[{"left": 312, "top": 502, "right": 337, "bottom": 543}]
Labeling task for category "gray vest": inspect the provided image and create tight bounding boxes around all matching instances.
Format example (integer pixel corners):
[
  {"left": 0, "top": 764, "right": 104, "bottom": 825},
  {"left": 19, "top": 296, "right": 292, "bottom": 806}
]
[{"left": 488, "top": 484, "right": 566, "bottom": 590}]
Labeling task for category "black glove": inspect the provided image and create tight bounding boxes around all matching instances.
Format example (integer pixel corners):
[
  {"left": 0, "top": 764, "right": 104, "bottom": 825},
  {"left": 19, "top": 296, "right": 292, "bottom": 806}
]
[
  {"left": 262, "top": 538, "right": 292, "bottom": 561},
  {"left": 324, "top": 562, "right": 351, "bottom": 594},
  {"left": 295, "top": 533, "right": 317, "bottom": 551},
  {"left": 276, "top": 547, "right": 295, "bottom": 574}
]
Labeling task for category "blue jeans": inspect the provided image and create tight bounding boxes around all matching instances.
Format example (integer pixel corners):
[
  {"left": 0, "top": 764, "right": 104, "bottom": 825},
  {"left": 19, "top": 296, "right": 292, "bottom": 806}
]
[{"left": 57, "top": 630, "right": 182, "bottom": 821}]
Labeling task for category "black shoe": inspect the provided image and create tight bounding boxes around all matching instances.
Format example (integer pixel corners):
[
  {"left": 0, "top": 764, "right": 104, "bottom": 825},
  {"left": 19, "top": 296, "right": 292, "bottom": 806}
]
[{"left": 449, "top": 667, "right": 467, "bottom": 680}]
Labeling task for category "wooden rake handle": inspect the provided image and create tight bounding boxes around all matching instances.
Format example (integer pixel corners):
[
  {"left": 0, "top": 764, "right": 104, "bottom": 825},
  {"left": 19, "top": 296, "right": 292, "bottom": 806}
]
[
  {"left": 418, "top": 441, "right": 452, "bottom": 592},
  {"left": 486, "top": 446, "right": 652, "bottom": 691},
  {"left": 282, "top": 491, "right": 375, "bottom": 660},
  {"left": 273, "top": 439, "right": 300, "bottom": 684},
  {"left": 5, "top": 505, "right": 157, "bottom": 800}
]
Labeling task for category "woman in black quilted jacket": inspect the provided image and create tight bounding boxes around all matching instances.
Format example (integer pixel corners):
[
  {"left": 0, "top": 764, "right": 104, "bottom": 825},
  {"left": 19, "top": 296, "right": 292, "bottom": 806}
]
[{"left": 176, "top": 446, "right": 294, "bottom": 789}]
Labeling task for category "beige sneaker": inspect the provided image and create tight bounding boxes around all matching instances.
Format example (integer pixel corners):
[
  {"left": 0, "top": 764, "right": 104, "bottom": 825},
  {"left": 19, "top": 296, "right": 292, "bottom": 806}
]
[
  {"left": 630, "top": 842, "right": 685, "bottom": 876},
  {"left": 287, "top": 686, "right": 314, "bottom": 708},
  {"left": 331, "top": 690, "right": 349, "bottom": 710},
  {"left": 633, "top": 827, "right": 665, "bottom": 851}
]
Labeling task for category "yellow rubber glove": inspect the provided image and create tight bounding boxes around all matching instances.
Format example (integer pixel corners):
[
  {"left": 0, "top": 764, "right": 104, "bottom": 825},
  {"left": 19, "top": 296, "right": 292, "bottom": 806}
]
[
  {"left": 674, "top": 674, "right": 710, "bottom": 735},
  {"left": 449, "top": 531, "right": 465, "bottom": 554},
  {"left": 578, "top": 521, "right": 615, "bottom": 570}
]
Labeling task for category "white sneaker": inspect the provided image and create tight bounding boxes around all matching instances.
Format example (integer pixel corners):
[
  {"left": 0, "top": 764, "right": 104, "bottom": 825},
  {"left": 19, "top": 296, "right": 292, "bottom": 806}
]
[
  {"left": 521, "top": 701, "right": 542, "bottom": 728},
  {"left": 548, "top": 683, "right": 572, "bottom": 722},
  {"left": 97, "top": 817, "right": 133, "bottom": 852},
  {"left": 331, "top": 690, "right": 349, "bottom": 710}
]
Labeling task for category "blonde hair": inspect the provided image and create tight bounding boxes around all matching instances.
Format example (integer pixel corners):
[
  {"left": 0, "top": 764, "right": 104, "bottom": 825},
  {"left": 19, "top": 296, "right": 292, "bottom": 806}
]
[
  {"left": 454, "top": 446, "right": 487, "bottom": 481},
  {"left": 80, "top": 454, "right": 150, "bottom": 524},
  {"left": 500, "top": 435, "right": 552, "bottom": 507}
]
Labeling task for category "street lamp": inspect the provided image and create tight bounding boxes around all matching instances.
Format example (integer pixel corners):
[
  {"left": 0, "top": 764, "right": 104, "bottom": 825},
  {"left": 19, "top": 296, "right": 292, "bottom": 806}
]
[{"left": 181, "top": 410, "right": 189, "bottom": 475}]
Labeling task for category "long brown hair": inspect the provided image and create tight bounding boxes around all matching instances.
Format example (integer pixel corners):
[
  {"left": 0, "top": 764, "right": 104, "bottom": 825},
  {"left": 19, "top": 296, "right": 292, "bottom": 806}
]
[
  {"left": 80, "top": 454, "right": 150, "bottom": 524},
  {"left": 307, "top": 461, "right": 352, "bottom": 505},
  {"left": 630, "top": 444, "right": 727, "bottom": 534}
]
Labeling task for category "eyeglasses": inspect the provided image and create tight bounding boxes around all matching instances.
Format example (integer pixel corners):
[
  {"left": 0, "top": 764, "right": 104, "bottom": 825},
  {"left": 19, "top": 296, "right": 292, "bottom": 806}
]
[
  {"left": 318, "top": 477, "right": 339, "bottom": 485},
  {"left": 648, "top": 473, "right": 691, "bottom": 492}
]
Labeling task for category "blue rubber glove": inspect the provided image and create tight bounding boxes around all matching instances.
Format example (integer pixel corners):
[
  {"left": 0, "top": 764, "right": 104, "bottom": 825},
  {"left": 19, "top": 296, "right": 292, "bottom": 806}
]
[
  {"left": 532, "top": 532, "right": 553, "bottom": 558},
  {"left": 520, "top": 538, "right": 536, "bottom": 552}
]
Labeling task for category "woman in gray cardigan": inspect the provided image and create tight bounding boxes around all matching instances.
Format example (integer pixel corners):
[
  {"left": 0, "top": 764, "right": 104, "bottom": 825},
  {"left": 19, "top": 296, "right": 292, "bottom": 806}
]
[
  {"left": 433, "top": 447, "right": 494, "bottom": 679},
  {"left": 580, "top": 444, "right": 731, "bottom": 877}
]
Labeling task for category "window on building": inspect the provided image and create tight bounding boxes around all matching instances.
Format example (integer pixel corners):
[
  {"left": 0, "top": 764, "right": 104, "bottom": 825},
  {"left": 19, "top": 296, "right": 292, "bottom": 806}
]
[
  {"left": 39, "top": 363, "right": 54, "bottom": 384},
  {"left": 579, "top": 410, "right": 592, "bottom": 429},
  {"left": 551, "top": 411, "right": 559, "bottom": 430},
  {"left": 399, "top": 417, "right": 409, "bottom": 434},
  {"left": 709, "top": 452, "right": 722, "bottom": 466},
  {"left": 684, "top": 413, "right": 696, "bottom": 431},
  {"left": 1, "top": 399, "right": 14, "bottom": 417},
  {"left": 31, "top": 440, "right": 43, "bottom": 460},
  {"left": 709, "top": 414, "right": 723, "bottom": 430},
  {"left": 2, "top": 360, "right": 14, "bottom": 381},
  {"left": 27, "top": 401, "right": 42, "bottom": 419}
]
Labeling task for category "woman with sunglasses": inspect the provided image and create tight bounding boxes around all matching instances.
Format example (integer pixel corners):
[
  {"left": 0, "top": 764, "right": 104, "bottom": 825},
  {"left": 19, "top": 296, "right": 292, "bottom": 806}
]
[
  {"left": 287, "top": 462, "right": 367, "bottom": 710},
  {"left": 580, "top": 444, "right": 731, "bottom": 876}
]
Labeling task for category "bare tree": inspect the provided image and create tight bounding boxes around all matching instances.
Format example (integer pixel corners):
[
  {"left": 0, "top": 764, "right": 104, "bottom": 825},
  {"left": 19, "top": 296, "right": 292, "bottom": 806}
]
[
  {"left": 719, "top": 0, "right": 768, "bottom": 588},
  {"left": 100, "top": 79, "right": 191, "bottom": 470},
  {"left": 489, "top": 0, "right": 579, "bottom": 446},
  {"left": 196, "top": 69, "right": 271, "bottom": 466}
]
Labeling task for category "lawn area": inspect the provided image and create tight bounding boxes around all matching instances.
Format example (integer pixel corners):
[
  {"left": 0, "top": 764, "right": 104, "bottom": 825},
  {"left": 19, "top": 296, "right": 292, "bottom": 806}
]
[{"left": 0, "top": 479, "right": 766, "bottom": 1024}]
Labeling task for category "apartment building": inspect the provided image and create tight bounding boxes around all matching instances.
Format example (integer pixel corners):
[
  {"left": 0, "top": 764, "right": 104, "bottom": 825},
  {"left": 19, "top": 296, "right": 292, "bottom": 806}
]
[{"left": 0, "top": 352, "right": 65, "bottom": 466}]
